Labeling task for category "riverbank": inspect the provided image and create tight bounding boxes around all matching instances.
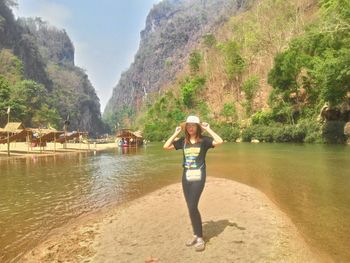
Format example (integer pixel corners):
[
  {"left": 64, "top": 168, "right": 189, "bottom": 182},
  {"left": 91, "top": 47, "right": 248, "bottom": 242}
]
[
  {"left": 0, "top": 142, "right": 117, "bottom": 160},
  {"left": 21, "top": 177, "right": 326, "bottom": 263}
]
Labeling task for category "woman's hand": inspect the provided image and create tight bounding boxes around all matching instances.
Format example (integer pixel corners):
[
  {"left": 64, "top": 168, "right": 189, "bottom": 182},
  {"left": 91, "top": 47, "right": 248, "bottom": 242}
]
[
  {"left": 163, "top": 126, "right": 182, "bottom": 150},
  {"left": 201, "top": 122, "right": 224, "bottom": 146},
  {"left": 174, "top": 126, "right": 182, "bottom": 135},
  {"left": 201, "top": 122, "right": 210, "bottom": 131}
]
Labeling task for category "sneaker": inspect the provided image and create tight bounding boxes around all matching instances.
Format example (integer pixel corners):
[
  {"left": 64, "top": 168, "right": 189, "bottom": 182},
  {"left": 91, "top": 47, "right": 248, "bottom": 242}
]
[
  {"left": 194, "top": 238, "right": 205, "bottom": 252},
  {"left": 185, "top": 235, "right": 198, "bottom": 246}
]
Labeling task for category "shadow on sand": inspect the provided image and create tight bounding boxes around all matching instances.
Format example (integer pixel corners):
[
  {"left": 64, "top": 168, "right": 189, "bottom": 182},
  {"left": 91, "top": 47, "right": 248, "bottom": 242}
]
[{"left": 203, "top": 219, "right": 246, "bottom": 242}]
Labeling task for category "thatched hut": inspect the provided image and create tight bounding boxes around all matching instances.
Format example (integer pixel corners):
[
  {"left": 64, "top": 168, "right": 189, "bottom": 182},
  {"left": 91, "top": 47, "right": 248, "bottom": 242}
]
[
  {"left": 116, "top": 129, "right": 143, "bottom": 147},
  {"left": 29, "top": 128, "right": 65, "bottom": 147},
  {"left": 0, "top": 122, "right": 29, "bottom": 144}
]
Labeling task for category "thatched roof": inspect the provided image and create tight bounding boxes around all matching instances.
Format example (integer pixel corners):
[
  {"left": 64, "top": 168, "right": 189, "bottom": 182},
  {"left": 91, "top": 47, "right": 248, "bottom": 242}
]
[
  {"left": 116, "top": 129, "right": 143, "bottom": 138},
  {"left": 3, "top": 122, "right": 25, "bottom": 132},
  {"left": 132, "top": 130, "right": 143, "bottom": 138},
  {"left": 55, "top": 131, "right": 88, "bottom": 143},
  {"left": 30, "top": 128, "right": 59, "bottom": 134}
]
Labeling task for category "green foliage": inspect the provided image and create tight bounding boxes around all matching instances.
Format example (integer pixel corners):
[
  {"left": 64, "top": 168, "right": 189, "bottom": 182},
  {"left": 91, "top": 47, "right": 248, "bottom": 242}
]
[
  {"left": 273, "top": 125, "right": 306, "bottom": 143},
  {"left": 180, "top": 76, "right": 206, "bottom": 107},
  {"left": 137, "top": 0, "right": 350, "bottom": 144},
  {"left": 251, "top": 110, "right": 274, "bottom": 126},
  {"left": 240, "top": 117, "right": 343, "bottom": 144},
  {"left": 298, "top": 118, "right": 323, "bottom": 143},
  {"left": 268, "top": 42, "right": 310, "bottom": 94},
  {"left": 220, "top": 102, "right": 237, "bottom": 123},
  {"left": 141, "top": 86, "right": 214, "bottom": 141},
  {"left": 242, "top": 125, "right": 272, "bottom": 142},
  {"left": 11, "top": 80, "right": 45, "bottom": 124},
  {"left": 312, "top": 48, "right": 350, "bottom": 106},
  {"left": 211, "top": 122, "right": 240, "bottom": 141},
  {"left": 143, "top": 122, "right": 170, "bottom": 141},
  {"left": 242, "top": 75, "right": 259, "bottom": 101},
  {"left": 0, "top": 76, "right": 61, "bottom": 127},
  {"left": 0, "top": 76, "right": 11, "bottom": 124},
  {"left": 202, "top": 33, "right": 216, "bottom": 47},
  {"left": 242, "top": 75, "right": 259, "bottom": 116},
  {"left": 218, "top": 40, "right": 245, "bottom": 81},
  {"left": 32, "top": 104, "right": 60, "bottom": 128},
  {"left": 197, "top": 100, "right": 210, "bottom": 120},
  {"left": 0, "top": 77, "right": 26, "bottom": 125},
  {"left": 242, "top": 124, "right": 306, "bottom": 143},
  {"left": 0, "top": 75, "right": 10, "bottom": 100},
  {"left": 320, "top": 0, "right": 350, "bottom": 23},
  {"left": 142, "top": 91, "right": 186, "bottom": 141},
  {"left": 103, "top": 110, "right": 118, "bottom": 132},
  {"left": 267, "top": 0, "right": 350, "bottom": 128},
  {"left": 0, "top": 49, "right": 23, "bottom": 84},
  {"left": 188, "top": 51, "right": 202, "bottom": 74}
]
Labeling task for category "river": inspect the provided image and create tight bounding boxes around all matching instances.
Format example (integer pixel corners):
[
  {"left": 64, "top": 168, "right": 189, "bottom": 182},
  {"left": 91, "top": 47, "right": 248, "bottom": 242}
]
[{"left": 0, "top": 142, "right": 349, "bottom": 262}]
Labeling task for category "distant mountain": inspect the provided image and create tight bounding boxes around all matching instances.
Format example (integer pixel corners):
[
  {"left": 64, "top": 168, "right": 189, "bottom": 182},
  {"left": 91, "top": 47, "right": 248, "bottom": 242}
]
[
  {"left": 103, "top": 0, "right": 248, "bottom": 127},
  {"left": 0, "top": 1, "right": 105, "bottom": 136}
]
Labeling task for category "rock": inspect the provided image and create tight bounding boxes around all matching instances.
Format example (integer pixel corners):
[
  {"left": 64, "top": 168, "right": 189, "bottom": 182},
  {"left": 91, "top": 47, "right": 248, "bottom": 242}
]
[
  {"left": 236, "top": 138, "right": 242, "bottom": 143},
  {"left": 251, "top": 139, "right": 260, "bottom": 143},
  {"left": 104, "top": 0, "right": 249, "bottom": 120}
]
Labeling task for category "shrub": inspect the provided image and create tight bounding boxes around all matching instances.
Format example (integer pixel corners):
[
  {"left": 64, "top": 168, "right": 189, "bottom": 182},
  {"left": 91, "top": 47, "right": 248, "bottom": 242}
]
[
  {"left": 181, "top": 76, "right": 206, "bottom": 107},
  {"left": 189, "top": 51, "right": 202, "bottom": 74},
  {"left": 218, "top": 40, "right": 245, "bottom": 81},
  {"left": 251, "top": 110, "right": 274, "bottom": 125},
  {"left": 241, "top": 126, "right": 255, "bottom": 142},
  {"left": 298, "top": 119, "right": 323, "bottom": 143},
  {"left": 242, "top": 124, "right": 306, "bottom": 143},
  {"left": 202, "top": 33, "right": 216, "bottom": 47},
  {"left": 218, "top": 124, "right": 240, "bottom": 142}
]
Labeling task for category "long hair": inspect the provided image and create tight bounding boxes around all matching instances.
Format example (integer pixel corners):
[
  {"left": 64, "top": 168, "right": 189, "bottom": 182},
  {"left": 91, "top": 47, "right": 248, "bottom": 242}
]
[{"left": 184, "top": 123, "right": 203, "bottom": 144}]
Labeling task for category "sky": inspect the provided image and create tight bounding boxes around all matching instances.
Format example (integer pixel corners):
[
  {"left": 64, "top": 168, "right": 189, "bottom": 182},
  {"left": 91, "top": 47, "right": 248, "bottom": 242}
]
[{"left": 12, "top": 0, "right": 161, "bottom": 112}]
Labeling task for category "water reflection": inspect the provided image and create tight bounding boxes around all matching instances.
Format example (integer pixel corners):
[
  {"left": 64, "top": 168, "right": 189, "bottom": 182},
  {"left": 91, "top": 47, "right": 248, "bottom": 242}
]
[
  {"left": 0, "top": 143, "right": 349, "bottom": 262},
  {"left": 0, "top": 145, "right": 182, "bottom": 262},
  {"left": 206, "top": 143, "right": 350, "bottom": 261}
]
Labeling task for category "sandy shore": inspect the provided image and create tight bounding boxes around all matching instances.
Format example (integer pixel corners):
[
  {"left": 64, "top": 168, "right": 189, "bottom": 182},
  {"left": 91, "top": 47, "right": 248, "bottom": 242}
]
[
  {"left": 21, "top": 177, "right": 325, "bottom": 263},
  {"left": 0, "top": 142, "right": 117, "bottom": 159}
]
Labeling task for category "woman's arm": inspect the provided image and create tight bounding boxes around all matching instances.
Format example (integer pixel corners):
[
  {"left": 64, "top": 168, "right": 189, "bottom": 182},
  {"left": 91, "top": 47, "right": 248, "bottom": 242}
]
[
  {"left": 163, "top": 126, "right": 182, "bottom": 150},
  {"left": 201, "top": 122, "right": 224, "bottom": 146}
]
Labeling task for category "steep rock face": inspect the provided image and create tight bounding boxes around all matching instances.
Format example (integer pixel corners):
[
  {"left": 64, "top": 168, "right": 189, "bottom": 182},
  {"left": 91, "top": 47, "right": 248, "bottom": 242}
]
[
  {"left": 0, "top": 1, "right": 53, "bottom": 90},
  {"left": 104, "top": 0, "right": 248, "bottom": 123},
  {"left": 47, "top": 64, "right": 104, "bottom": 134},
  {"left": 0, "top": 1, "right": 105, "bottom": 135},
  {"left": 18, "top": 17, "right": 75, "bottom": 67},
  {"left": 22, "top": 18, "right": 105, "bottom": 135}
]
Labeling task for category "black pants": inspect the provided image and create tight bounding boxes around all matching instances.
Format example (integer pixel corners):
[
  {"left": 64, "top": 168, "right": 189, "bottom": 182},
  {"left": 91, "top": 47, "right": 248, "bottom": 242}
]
[{"left": 182, "top": 168, "right": 206, "bottom": 238}]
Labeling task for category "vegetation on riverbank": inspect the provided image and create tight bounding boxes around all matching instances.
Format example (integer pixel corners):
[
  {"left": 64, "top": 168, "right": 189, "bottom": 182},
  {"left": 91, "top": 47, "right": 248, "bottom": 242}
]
[{"left": 134, "top": 0, "right": 349, "bottom": 144}]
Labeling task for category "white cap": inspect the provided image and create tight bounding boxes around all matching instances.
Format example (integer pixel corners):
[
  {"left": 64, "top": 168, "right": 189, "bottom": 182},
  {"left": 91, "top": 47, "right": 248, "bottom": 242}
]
[{"left": 185, "top": 115, "right": 200, "bottom": 124}]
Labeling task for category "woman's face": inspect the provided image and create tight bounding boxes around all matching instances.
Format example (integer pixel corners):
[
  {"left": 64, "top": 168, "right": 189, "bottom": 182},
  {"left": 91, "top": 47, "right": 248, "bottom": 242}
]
[{"left": 186, "top": 123, "right": 197, "bottom": 136}]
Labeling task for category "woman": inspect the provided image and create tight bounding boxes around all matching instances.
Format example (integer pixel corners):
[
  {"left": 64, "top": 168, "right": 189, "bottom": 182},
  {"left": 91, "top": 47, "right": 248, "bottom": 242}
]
[{"left": 163, "top": 115, "right": 223, "bottom": 251}]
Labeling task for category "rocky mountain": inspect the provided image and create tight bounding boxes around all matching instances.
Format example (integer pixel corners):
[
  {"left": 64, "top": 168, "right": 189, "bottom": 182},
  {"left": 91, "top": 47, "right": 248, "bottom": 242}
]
[
  {"left": 0, "top": 0, "right": 52, "bottom": 90},
  {"left": 103, "top": 0, "right": 249, "bottom": 127},
  {"left": 0, "top": 0, "right": 105, "bottom": 136}
]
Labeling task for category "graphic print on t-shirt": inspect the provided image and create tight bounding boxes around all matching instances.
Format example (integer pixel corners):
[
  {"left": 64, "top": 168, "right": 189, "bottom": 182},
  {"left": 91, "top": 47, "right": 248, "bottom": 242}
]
[{"left": 184, "top": 145, "right": 201, "bottom": 169}]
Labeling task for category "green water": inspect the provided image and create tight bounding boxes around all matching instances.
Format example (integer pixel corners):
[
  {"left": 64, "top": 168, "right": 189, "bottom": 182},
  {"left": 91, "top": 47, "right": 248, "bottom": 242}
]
[{"left": 0, "top": 143, "right": 349, "bottom": 262}]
